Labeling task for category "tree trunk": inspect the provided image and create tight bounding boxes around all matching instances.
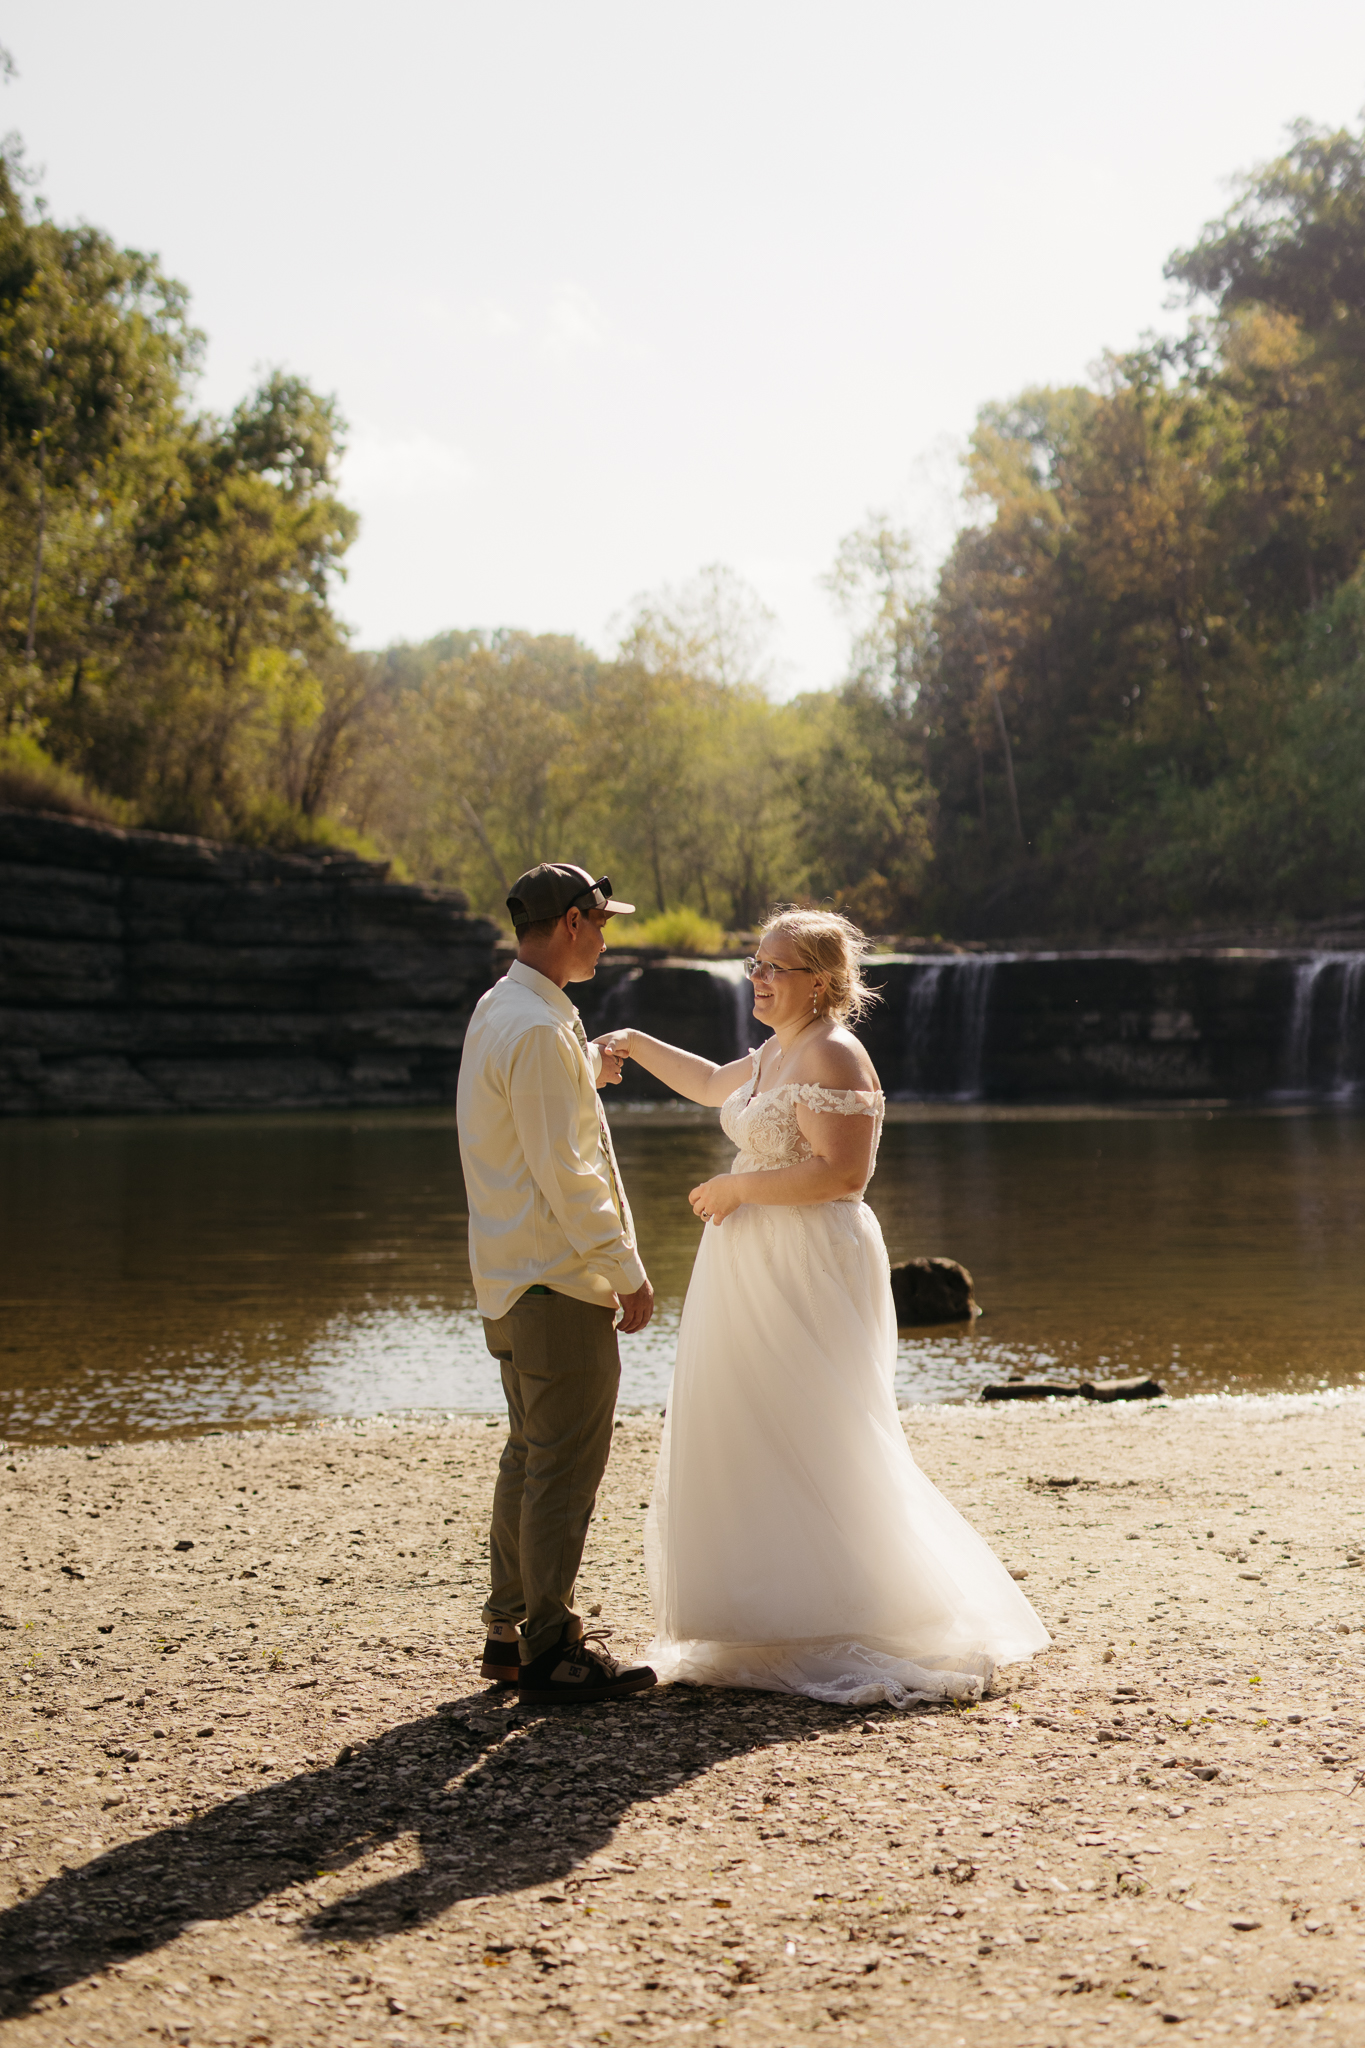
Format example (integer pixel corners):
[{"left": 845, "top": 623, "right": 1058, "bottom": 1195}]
[
  {"left": 25, "top": 427, "right": 47, "bottom": 662},
  {"left": 458, "top": 795, "right": 510, "bottom": 895},
  {"left": 990, "top": 683, "right": 1026, "bottom": 853}
]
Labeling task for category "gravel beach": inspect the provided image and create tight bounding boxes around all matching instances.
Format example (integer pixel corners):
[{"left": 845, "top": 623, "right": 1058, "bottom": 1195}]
[{"left": 2, "top": 1393, "right": 1364, "bottom": 2046}]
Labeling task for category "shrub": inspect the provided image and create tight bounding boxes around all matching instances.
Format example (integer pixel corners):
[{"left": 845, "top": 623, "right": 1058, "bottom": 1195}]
[
  {"left": 605, "top": 906, "right": 727, "bottom": 954},
  {"left": 0, "top": 733, "right": 129, "bottom": 824},
  {"left": 231, "top": 796, "right": 396, "bottom": 869}
]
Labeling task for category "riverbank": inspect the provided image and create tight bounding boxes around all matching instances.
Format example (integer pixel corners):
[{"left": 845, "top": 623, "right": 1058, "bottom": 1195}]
[{"left": 2, "top": 1394, "right": 1363, "bottom": 2046}]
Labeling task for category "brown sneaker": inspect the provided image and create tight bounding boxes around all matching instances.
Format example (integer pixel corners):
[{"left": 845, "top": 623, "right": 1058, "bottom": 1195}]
[
  {"left": 517, "top": 1618, "right": 657, "bottom": 1705},
  {"left": 480, "top": 1619, "right": 522, "bottom": 1686}
]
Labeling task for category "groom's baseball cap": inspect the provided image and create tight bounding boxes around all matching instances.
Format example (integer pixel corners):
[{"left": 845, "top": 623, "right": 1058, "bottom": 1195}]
[{"left": 507, "top": 863, "right": 635, "bottom": 932}]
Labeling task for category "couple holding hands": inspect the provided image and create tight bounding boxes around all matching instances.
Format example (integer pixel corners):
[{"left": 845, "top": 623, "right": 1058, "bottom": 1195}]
[{"left": 455, "top": 862, "right": 1047, "bottom": 1710}]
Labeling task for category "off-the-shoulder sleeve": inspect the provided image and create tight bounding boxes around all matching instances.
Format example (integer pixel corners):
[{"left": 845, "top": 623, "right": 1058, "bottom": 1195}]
[{"left": 791, "top": 1083, "right": 883, "bottom": 1117}]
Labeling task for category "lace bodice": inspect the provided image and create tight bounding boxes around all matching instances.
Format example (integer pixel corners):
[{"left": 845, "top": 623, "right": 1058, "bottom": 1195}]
[{"left": 720, "top": 1052, "right": 885, "bottom": 1191}]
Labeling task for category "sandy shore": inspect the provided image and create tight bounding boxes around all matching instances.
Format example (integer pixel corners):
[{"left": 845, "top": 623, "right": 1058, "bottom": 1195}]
[{"left": 2, "top": 1393, "right": 1364, "bottom": 2047}]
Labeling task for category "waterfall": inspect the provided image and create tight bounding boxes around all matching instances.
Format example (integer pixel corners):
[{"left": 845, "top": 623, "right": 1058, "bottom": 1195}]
[
  {"left": 1281, "top": 953, "right": 1365, "bottom": 1096},
  {"left": 593, "top": 964, "right": 643, "bottom": 1040},
  {"left": 1331, "top": 955, "right": 1365, "bottom": 1099},
  {"left": 893, "top": 954, "right": 1008, "bottom": 1100},
  {"left": 580, "top": 947, "right": 1365, "bottom": 1108},
  {"left": 1283, "top": 957, "right": 1332, "bottom": 1092},
  {"left": 731, "top": 968, "right": 757, "bottom": 1063},
  {"left": 952, "top": 956, "right": 1002, "bottom": 1101},
  {"left": 700, "top": 958, "right": 763, "bottom": 1062},
  {"left": 901, "top": 962, "right": 948, "bottom": 1096}
]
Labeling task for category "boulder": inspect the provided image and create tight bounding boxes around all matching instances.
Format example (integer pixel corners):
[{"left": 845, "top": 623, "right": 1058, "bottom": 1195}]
[{"left": 889, "top": 1256, "right": 978, "bottom": 1326}]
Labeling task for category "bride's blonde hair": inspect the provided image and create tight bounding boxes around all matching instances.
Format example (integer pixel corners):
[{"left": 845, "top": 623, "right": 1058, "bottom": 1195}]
[{"left": 759, "top": 906, "right": 879, "bottom": 1024}]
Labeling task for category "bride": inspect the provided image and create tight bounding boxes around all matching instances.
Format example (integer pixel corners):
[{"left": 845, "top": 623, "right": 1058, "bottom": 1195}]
[{"left": 597, "top": 906, "right": 1049, "bottom": 1707}]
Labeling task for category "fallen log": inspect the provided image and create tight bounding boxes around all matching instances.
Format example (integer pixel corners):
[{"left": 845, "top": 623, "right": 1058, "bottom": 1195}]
[
  {"left": 980, "top": 1375, "right": 1166, "bottom": 1402},
  {"left": 979, "top": 1382, "right": 1081, "bottom": 1401}
]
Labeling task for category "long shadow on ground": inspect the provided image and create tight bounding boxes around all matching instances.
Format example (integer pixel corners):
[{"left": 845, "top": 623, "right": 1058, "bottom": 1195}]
[{"left": 0, "top": 1682, "right": 850, "bottom": 2016}]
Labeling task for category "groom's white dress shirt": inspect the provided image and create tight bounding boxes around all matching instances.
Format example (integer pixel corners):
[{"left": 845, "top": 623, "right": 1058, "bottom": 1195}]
[{"left": 456, "top": 960, "right": 646, "bottom": 1322}]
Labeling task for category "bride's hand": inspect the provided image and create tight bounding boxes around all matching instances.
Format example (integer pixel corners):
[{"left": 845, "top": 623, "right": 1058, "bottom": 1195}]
[
  {"left": 689, "top": 1175, "right": 741, "bottom": 1225},
  {"left": 591, "top": 1031, "right": 632, "bottom": 1089}
]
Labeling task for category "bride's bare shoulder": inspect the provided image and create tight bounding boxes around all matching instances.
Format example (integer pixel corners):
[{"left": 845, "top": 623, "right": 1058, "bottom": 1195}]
[{"left": 800, "top": 1027, "right": 880, "bottom": 1094}]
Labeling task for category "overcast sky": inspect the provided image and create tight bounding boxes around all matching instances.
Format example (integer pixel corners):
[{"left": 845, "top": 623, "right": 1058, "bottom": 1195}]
[{"left": 8, "top": 4, "right": 1365, "bottom": 693}]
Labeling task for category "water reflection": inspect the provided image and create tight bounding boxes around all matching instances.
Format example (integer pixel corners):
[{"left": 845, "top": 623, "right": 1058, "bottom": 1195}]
[{"left": 1, "top": 1104, "right": 1363, "bottom": 1444}]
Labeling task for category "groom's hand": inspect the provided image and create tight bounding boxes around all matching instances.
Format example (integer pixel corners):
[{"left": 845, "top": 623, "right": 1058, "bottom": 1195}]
[
  {"left": 617, "top": 1277, "right": 654, "bottom": 1333},
  {"left": 596, "top": 1043, "right": 627, "bottom": 1088},
  {"left": 591, "top": 1032, "right": 630, "bottom": 1088}
]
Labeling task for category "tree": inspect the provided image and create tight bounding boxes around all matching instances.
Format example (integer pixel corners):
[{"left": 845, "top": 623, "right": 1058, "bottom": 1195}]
[
  {"left": 1169, "top": 119, "right": 1365, "bottom": 613},
  {"left": 908, "top": 113, "right": 1365, "bottom": 936},
  {"left": 383, "top": 633, "right": 598, "bottom": 906},
  {"left": 816, "top": 516, "right": 936, "bottom": 928},
  {"left": 617, "top": 562, "right": 778, "bottom": 690},
  {"left": 46, "top": 371, "right": 359, "bottom": 837},
  {"left": 0, "top": 144, "right": 198, "bottom": 733},
  {"left": 822, "top": 516, "right": 924, "bottom": 697},
  {"left": 787, "top": 682, "right": 933, "bottom": 931}
]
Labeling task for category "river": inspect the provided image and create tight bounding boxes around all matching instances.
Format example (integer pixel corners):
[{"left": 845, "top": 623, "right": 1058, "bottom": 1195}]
[{"left": 2, "top": 1104, "right": 1363, "bottom": 1444}]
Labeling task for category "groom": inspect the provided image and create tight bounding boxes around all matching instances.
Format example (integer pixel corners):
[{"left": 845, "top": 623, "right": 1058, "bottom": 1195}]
[{"left": 456, "top": 862, "right": 658, "bottom": 1705}]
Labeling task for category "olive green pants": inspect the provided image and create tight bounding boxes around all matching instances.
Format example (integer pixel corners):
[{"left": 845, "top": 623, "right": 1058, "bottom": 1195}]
[{"left": 481, "top": 1289, "right": 620, "bottom": 1664}]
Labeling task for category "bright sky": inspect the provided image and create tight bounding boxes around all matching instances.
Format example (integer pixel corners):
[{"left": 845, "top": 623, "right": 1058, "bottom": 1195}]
[{"left": 8, "top": 4, "right": 1365, "bottom": 693}]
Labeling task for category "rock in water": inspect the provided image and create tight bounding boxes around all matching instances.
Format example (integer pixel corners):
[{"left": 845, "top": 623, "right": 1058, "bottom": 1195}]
[
  {"left": 889, "top": 1257, "right": 979, "bottom": 1326},
  {"left": 1080, "top": 1376, "right": 1166, "bottom": 1402}
]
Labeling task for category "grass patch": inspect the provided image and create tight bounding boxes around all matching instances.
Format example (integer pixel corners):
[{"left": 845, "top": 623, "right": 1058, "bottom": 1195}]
[{"left": 605, "top": 906, "right": 727, "bottom": 954}]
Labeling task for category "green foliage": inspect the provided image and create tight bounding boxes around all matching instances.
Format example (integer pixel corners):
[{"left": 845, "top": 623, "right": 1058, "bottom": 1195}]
[
  {"left": 0, "top": 730, "right": 127, "bottom": 822},
  {"left": 0, "top": 135, "right": 367, "bottom": 853},
  {"left": 12, "top": 104, "right": 1365, "bottom": 940},
  {"left": 914, "top": 113, "right": 1365, "bottom": 934},
  {"left": 605, "top": 907, "right": 728, "bottom": 953},
  {"left": 227, "top": 794, "right": 394, "bottom": 868},
  {"left": 1144, "top": 569, "right": 1365, "bottom": 916},
  {"left": 358, "top": 600, "right": 932, "bottom": 933},
  {"left": 788, "top": 679, "right": 934, "bottom": 931}
]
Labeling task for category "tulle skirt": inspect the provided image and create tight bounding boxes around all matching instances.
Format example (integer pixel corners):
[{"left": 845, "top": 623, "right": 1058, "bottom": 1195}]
[{"left": 644, "top": 1196, "right": 1050, "bottom": 1706}]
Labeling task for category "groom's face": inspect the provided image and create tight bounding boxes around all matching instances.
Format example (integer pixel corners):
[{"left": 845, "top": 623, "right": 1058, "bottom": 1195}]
[{"left": 563, "top": 904, "right": 611, "bottom": 982}]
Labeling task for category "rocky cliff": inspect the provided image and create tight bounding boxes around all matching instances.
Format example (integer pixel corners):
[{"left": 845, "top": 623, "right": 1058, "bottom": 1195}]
[{"left": 0, "top": 809, "right": 499, "bottom": 1116}]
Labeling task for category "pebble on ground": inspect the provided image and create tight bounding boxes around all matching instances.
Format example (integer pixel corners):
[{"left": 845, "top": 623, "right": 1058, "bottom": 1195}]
[{"left": 2, "top": 1393, "right": 1364, "bottom": 2046}]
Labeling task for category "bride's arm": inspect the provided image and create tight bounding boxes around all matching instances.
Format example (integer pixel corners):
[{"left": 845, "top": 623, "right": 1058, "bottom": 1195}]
[
  {"left": 590, "top": 1029, "right": 757, "bottom": 1109},
  {"left": 689, "top": 1105, "right": 875, "bottom": 1222}
]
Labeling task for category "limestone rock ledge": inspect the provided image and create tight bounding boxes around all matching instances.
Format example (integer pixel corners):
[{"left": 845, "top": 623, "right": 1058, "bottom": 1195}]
[{"left": 0, "top": 808, "right": 499, "bottom": 1116}]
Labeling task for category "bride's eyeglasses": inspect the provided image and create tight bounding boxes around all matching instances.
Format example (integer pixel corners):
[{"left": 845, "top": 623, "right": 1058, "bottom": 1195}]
[{"left": 743, "top": 956, "right": 812, "bottom": 984}]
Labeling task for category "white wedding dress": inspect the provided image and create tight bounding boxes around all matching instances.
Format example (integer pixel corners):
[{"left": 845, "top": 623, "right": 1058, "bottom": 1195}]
[{"left": 644, "top": 1055, "right": 1051, "bottom": 1706}]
